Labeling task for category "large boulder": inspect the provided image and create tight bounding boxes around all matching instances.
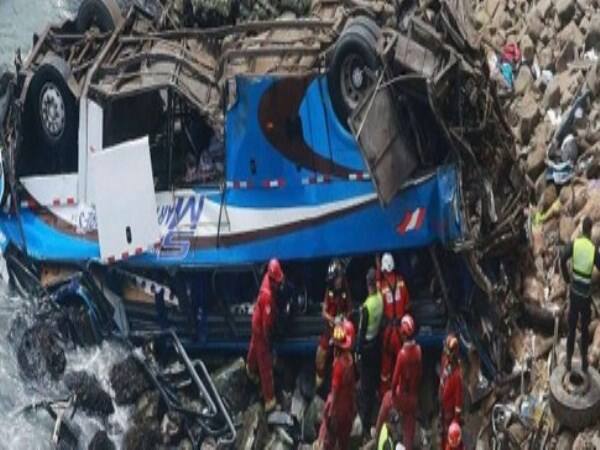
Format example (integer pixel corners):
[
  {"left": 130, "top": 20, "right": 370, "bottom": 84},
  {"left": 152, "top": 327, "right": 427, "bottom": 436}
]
[
  {"left": 109, "top": 356, "right": 151, "bottom": 405},
  {"left": 586, "top": 14, "right": 600, "bottom": 50},
  {"left": 88, "top": 431, "right": 116, "bottom": 450},
  {"left": 123, "top": 423, "right": 161, "bottom": 450},
  {"left": 555, "top": 0, "right": 576, "bottom": 25},
  {"left": 558, "top": 21, "right": 585, "bottom": 49},
  {"left": 517, "top": 93, "right": 541, "bottom": 144},
  {"left": 132, "top": 391, "right": 164, "bottom": 426},
  {"left": 527, "top": 143, "right": 547, "bottom": 178},
  {"left": 527, "top": 10, "right": 546, "bottom": 41},
  {"left": 515, "top": 66, "right": 534, "bottom": 95},
  {"left": 556, "top": 40, "right": 576, "bottom": 72},
  {"left": 543, "top": 75, "right": 562, "bottom": 108},
  {"left": 587, "top": 60, "right": 600, "bottom": 96},
  {"left": 559, "top": 216, "right": 576, "bottom": 244},
  {"left": 521, "top": 34, "right": 536, "bottom": 61},
  {"left": 537, "top": 0, "right": 554, "bottom": 18},
  {"left": 212, "top": 358, "right": 251, "bottom": 415},
  {"left": 64, "top": 371, "right": 114, "bottom": 418},
  {"left": 17, "top": 323, "right": 66, "bottom": 381}
]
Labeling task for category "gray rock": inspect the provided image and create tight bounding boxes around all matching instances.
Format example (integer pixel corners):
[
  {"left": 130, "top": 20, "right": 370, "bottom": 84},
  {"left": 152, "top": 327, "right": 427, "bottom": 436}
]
[
  {"left": 537, "top": 0, "right": 554, "bottom": 18},
  {"left": 538, "top": 46, "right": 555, "bottom": 69},
  {"left": 17, "top": 323, "right": 66, "bottom": 381},
  {"left": 199, "top": 438, "right": 216, "bottom": 450},
  {"left": 109, "top": 356, "right": 151, "bottom": 406},
  {"left": 212, "top": 357, "right": 251, "bottom": 416},
  {"left": 263, "top": 430, "right": 293, "bottom": 450},
  {"left": 521, "top": 34, "right": 536, "bottom": 61},
  {"left": 133, "top": 391, "right": 164, "bottom": 426},
  {"left": 88, "top": 431, "right": 115, "bottom": 450},
  {"left": 474, "top": 9, "right": 491, "bottom": 28},
  {"left": 559, "top": 70, "right": 584, "bottom": 107},
  {"left": 302, "top": 395, "right": 324, "bottom": 443},
  {"left": 290, "top": 387, "right": 306, "bottom": 422},
  {"left": 540, "top": 24, "right": 555, "bottom": 43},
  {"left": 587, "top": 60, "right": 600, "bottom": 95},
  {"left": 555, "top": 0, "right": 576, "bottom": 24},
  {"left": 485, "top": 0, "right": 503, "bottom": 18},
  {"left": 123, "top": 423, "right": 161, "bottom": 450},
  {"left": 558, "top": 21, "right": 585, "bottom": 48},
  {"left": 161, "top": 412, "right": 185, "bottom": 445},
  {"left": 556, "top": 430, "right": 575, "bottom": 450},
  {"left": 515, "top": 66, "right": 534, "bottom": 95},
  {"left": 527, "top": 143, "right": 547, "bottom": 178},
  {"left": 527, "top": 10, "right": 546, "bottom": 40},
  {"left": 543, "top": 76, "right": 562, "bottom": 108},
  {"left": 235, "top": 403, "right": 269, "bottom": 450},
  {"left": 518, "top": 93, "right": 541, "bottom": 143},
  {"left": 586, "top": 14, "right": 600, "bottom": 50},
  {"left": 556, "top": 40, "right": 576, "bottom": 72},
  {"left": 560, "top": 216, "right": 575, "bottom": 244},
  {"left": 64, "top": 371, "right": 114, "bottom": 418}
]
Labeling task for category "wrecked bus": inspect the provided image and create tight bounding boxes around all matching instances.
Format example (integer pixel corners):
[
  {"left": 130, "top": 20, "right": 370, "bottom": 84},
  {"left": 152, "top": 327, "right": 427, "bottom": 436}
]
[{"left": 0, "top": 0, "right": 526, "bottom": 378}]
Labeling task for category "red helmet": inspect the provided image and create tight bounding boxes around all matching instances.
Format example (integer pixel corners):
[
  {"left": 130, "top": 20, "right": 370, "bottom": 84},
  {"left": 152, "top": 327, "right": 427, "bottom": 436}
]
[
  {"left": 333, "top": 319, "right": 355, "bottom": 350},
  {"left": 400, "top": 314, "right": 415, "bottom": 338},
  {"left": 267, "top": 259, "right": 284, "bottom": 284},
  {"left": 448, "top": 420, "right": 462, "bottom": 448},
  {"left": 445, "top": 333, "right": 459, "bottom": 356}
]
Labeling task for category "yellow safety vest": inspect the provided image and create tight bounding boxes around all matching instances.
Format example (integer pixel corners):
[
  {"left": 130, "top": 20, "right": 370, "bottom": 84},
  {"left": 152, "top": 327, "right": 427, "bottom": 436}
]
[
  {"left": 378, "top": 423, "right": 394, "bottom": 450},
  {"left": 573, "top": 237, "right": 596, "bottom": 285},
  {"left": 364, "top": 292, "right": 383, "bottom": 341}
]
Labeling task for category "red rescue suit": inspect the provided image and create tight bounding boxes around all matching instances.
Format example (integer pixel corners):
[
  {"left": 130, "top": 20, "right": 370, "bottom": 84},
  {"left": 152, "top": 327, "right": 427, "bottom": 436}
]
[
  {"left": 439, "top": 356, "right": 463, "bottom": 449},
  {"left": 445, "top": 442, "right": 465, "bottom": 450},
  {"left": 375, "top": 340, "right": 422, "bottom": 450},
  {"left": 318, "top": 351, "right": 357, "bottom": 450},
  {"left": 377, "top": 270, "right": 410, "bottom": 396},
  {"left": 316, "top": 286, "right": 352, "bottom": 380},
  {"left": 246, "top": 274, "right": 277, "bottom": 406}
]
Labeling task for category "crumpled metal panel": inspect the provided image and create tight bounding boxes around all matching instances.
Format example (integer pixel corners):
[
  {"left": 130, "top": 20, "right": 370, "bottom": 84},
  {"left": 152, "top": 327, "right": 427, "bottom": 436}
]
[{"left": 350, "top": 83, "right": 418, "bottom": 205}]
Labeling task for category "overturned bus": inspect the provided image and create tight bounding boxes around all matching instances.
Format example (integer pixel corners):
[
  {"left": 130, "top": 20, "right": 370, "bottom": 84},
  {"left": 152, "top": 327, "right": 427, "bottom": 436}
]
[{"left": 0, "top": 0, "right": 528, "bottom": 377}]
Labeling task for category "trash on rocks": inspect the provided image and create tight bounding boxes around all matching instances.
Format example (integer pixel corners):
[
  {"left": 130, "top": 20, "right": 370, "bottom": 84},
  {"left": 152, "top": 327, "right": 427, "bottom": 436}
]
[
  {"left": 559, "top": 134, "right": 578, "bottom": 163},
  {"left": 267, "top": 410, "right": 294, "bottom": 427}
]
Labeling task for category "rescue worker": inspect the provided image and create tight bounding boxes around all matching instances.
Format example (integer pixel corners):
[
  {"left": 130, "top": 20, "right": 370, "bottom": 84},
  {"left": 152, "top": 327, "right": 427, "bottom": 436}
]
[
  {"left": 560, "top": 216, "right": 600, "bottom": 372},
  {"left": 375, "top": 314, "right": 422, "bottom": 450},
  {"left": 317, "top": 319, "right": 357, "bottom": 450},
  {"left": 246, "top": 258, "right": 284, "bottom": 412},
  {"left": 439, "top": 334, "right": 463, "bottom": 449},
  {"left": 377, "top": 409, "right": 403, "bottom": 450},
  {"left": 316, "top": 259, "right": 352, "bottom": 388},
  {"left": 445, "top": 420, "right": 464, "bottom": 450},
  {"left": 376, "top": 253, "right": 410, "bottom": 397},
  {"left": 356, "top": 267, "right": 384, "bottom": 439}
]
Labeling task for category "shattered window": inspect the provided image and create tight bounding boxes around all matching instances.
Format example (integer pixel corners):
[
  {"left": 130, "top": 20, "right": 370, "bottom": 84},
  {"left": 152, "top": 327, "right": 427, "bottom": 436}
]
[{"left": 102, "top": 90, "right": 224, "bottom": 190}]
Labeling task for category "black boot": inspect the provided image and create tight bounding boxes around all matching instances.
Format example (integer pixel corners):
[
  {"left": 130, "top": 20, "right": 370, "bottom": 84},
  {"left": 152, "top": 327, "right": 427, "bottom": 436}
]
[{"left": 582, "top": 359, "right": 589, "bottom": 373}]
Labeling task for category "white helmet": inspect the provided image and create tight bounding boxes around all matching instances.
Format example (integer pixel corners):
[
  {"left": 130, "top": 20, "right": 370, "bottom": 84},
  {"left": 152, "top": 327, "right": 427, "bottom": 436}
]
[{"left": 381, "top": 253, "right": 395, "bottom": 273}]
